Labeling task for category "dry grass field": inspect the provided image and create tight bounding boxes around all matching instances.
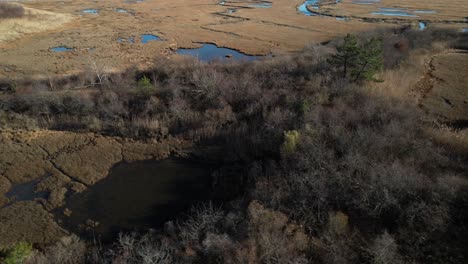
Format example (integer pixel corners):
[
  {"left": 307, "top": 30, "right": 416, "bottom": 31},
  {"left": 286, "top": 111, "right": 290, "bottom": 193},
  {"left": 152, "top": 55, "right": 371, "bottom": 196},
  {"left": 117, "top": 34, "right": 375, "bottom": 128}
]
[
  {"left": 0, "top": 0, "right": 466, "bottom": 79},
  {"left": 0, "top": 5, "right": 73, "bottom": 44},
  {"left": 419, "top": 51, "right": 468, "bottom": 121},
  {"left": 319, "top": 0, "right": 468, "bottom": 22},
  {"left": 0, "top": 15, "right": 467, "bottom": 261}
]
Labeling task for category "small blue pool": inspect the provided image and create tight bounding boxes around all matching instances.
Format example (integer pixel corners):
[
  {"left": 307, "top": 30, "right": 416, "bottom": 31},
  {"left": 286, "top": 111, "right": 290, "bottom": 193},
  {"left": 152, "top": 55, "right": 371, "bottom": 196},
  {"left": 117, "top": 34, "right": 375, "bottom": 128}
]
[
  {"left": 141, "top": 34, "right": 162, "bottom": 44},
  {"left": 176, "top": 44, "right": 260, "bottom": 62},
  {"left": 118, "top": 37, "right": 135, "bottom": 43},
  {"left": 82, "top": 9, "right": 98, "bottom": 14},
  {"left": 372, "top": 8, "right": 417, "bottom": 17},
  {"left": 249, "top": 2, "right": 272, "bottom": 8},
  {"left": 418, "top": 22, "right": 427, "bottom": 30},
  {"left": 352, "top": 0, "right": 380, "bottom": 4},
  {"left": 414, "top": 10, "right": 437, "bottom": 14},
  {"left": 51, "top": 46, "right": 74, "bottom": 52}
]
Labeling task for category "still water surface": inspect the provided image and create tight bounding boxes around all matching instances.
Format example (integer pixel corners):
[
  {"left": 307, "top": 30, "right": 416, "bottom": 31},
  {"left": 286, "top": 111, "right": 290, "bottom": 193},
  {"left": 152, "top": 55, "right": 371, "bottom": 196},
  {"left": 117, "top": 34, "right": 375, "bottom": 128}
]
[{"left": 57, "top": 158, "right": 213, "bottom": 240}]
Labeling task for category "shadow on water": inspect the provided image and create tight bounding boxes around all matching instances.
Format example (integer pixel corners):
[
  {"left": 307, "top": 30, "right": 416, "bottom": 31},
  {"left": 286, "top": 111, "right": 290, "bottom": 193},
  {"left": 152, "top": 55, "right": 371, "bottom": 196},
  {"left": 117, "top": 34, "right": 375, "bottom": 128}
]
[{"left": 55, "top": 158, "right": 213, "bottom": 241}]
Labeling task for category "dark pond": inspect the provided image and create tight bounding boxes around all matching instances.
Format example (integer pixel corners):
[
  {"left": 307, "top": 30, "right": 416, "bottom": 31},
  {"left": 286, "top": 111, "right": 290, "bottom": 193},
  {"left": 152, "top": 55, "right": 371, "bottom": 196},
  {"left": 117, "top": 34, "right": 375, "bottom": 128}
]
[{"left": 56, "top": 158, "right": 213, "bottom": 240}]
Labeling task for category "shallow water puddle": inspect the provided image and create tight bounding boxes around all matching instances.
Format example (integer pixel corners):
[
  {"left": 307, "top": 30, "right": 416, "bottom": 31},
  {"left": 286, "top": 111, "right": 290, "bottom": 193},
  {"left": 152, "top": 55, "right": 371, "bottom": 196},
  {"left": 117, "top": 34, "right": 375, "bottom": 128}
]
[
  {"left": 352, "top": 0, "right": 380, "bottom": 4},
  {"left": 56, "top": 158, "right": 213, "bottom": 240},
  {"left": 419, "top": 21, "right": 427, "bottom": 30},
  {"left": 141, "top": 34, "right": 162, "bottom": 44},
  {"left": 177, "top": 43, "right": 260, "bottom": 62},
  {"left": 82, "top": 9, "right": 99, "bottom": 14},
  {"left": 118, "top": 37, "right": 135, "bottom": 43},
  {"left": 115, "top": 8, "right": 128, "bottom": 13},
  {"left": 51, "top": 46, "right": 74, "bottom": 52},
  {"left": 248, "top": 2, "right": 272, "bottom": 8},
  {"left": 372, "top": 8, "right": 418, "bottom": 17},
  {"left": 414, "top": 10, "right": 437, "bottom": 14},
  {"left": 125, "top": 0, "right": 144, "bottom": 3},
  {"left": 6, "top": 180, "right": 48, "bottom": 204}
]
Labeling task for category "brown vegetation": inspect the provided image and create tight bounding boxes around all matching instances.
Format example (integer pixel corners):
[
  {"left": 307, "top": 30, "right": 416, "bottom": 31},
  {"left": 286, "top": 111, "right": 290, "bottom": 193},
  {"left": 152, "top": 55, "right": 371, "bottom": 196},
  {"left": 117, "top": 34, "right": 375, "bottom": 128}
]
[
  {"left": 0, "top": 2, "right": 24, "bottom": 19},
  {"left": 1, "top": 28, "right": 467, "bottom": 263}
]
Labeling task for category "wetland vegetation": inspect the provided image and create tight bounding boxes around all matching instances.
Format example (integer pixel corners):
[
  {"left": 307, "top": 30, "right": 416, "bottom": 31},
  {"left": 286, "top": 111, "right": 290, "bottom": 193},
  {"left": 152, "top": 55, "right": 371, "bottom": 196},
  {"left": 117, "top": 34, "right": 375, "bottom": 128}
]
[
  {"left": 0, "top": 2, "right": 24, "bottom": 19},
  {"left": 0, "top": 27, "right": 467, "bottom": 263}
]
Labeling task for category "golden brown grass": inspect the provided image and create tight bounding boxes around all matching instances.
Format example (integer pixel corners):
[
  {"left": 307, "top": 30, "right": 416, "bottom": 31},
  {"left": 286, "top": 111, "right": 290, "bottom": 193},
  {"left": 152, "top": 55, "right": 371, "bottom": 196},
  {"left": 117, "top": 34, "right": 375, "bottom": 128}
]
[
  {"left": 425, "top": 125, "right": 468, "bottom": 156},
  {"left": 0, "top": 5, "right": 73, "bottom": 43},
  {"left": 367, "top": 54, "right": 426, "bottom": 99},
  {"left": 366, "top": 40, "right": 450, "bottom": 100}
]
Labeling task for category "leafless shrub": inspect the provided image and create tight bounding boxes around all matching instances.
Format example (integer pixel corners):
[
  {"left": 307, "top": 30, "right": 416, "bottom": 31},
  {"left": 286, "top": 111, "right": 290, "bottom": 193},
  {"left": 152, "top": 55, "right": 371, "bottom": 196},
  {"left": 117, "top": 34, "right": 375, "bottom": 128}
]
[
  {"left": 27, "top": 235, "right": 87, "bottom": 264},
  {"left": 369, "top": 231, "right": 402, "bottom": 264},
  {"left": 201, "top": 232, "right": 237, "bottom": 263},
  {"left": 179, "top": 202, "right": 223, "bottom": 245},
  {"left": 137, "top": 242, "right": 173, "bottom": 264},
  {"left": 247, "top": 201, "right": 309, "bottom": 264},
  {"left": 0, "top": 2, "right": 24, "bottom": 19},
  {"left": 107, "top": 233, "right": 176, "bottom": 264}
]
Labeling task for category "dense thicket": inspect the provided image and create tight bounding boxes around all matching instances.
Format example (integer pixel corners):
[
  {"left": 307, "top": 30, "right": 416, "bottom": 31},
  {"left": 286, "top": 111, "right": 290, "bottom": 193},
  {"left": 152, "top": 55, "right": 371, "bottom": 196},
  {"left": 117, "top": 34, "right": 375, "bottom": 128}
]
[
  {"left": 0, "top": 2, "right": 24, "bottom": 19},
  {"left": 1, "top": 28, "right": 467, "bottom": 264}
]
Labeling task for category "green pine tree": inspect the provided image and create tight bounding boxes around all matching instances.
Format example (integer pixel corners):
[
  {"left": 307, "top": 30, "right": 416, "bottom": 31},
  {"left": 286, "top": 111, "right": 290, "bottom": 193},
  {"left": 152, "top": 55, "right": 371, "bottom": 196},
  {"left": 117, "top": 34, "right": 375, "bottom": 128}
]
[
  {"left": 329, "top": 34, "right": 383, "bottom": 82},
  {"left": 329, "top": 34, "right": 360, "bottom": 78},
  {"left": 351, "top": 37, "right": 383, "bottom": 82},
  {"left": 135, "top": 76, "right": 156, "bottom": 97}
]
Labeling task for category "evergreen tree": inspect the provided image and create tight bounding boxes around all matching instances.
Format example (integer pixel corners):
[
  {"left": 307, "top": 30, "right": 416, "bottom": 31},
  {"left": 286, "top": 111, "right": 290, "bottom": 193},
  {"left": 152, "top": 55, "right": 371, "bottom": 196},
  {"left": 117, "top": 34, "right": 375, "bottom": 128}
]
[
  {"left": 329, "top": 34, "right": 360, "bottom": 78},
  {"left": 351, "top": 37, "right": 383, "bottom": 82},
  {"left": 329, "top": 34, "right": 383, "bottom": 82}
]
